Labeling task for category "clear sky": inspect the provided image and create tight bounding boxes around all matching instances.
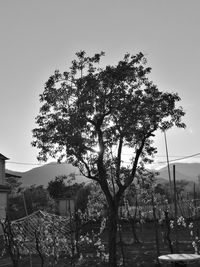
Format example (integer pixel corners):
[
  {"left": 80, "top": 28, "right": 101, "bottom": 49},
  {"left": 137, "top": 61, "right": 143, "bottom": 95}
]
[{"left": 0, "top": 0, "right": 200, "bottom": 172}]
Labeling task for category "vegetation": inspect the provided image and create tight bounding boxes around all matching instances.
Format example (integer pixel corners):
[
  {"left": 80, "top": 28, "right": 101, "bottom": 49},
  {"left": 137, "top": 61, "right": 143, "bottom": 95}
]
[
  {"left": 8, "top": 185, "right": 55, "bottom": 220},
  {"left": 47, "top": 174, "right": 84, "bottom": 201},
  {"left": 2, "top": 175, "right": 200, "bottom": 267},
  {"left": 32, "top": 51, "right": 185, "bottom": 266},
  {"left": 6, "top": 175, "right": 22, "bottom": 195}
]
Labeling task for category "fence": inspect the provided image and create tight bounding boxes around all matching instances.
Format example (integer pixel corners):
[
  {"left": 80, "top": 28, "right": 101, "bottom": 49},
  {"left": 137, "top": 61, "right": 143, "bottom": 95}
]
[{"left": 120, "top": 199, "right": 200, "bottom": 221}]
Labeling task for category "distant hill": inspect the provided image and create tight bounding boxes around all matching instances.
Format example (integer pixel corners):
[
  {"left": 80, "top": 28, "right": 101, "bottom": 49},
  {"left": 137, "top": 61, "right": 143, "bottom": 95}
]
[
  {"left": 155, "top": 163, "right": 200, "bottom": 193},
  {"left": 157, "top": 163, "right": 200, "bottom": 183},
  {"left": 7, "top": 162, "right": 200, "bottom": 189},
  {"left": 157, "top": 169, "right": 192, "bottom": 182},
  {"left": 7, "top": 162, "right": 88, "bottom": 187}
]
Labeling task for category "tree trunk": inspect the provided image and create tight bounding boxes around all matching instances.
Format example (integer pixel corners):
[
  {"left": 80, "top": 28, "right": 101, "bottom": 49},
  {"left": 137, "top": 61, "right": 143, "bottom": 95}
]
[
  {"left": 130, "top": 218, "right": 140, "bottom": 243},
  {"left": 151, "top": 194, "right": 161, "bottom": 266},
  {"left": 108, "top": 204, "right": 118, "bottom": 267},
  {"left": 164, "top": 211, "right": 173, "bottom": 253}
]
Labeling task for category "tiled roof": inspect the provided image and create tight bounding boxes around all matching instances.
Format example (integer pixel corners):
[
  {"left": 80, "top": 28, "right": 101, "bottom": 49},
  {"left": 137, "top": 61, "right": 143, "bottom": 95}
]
[
  {"left": 0, "top": 184, "right": 10, "bottom": 192},
  {"left": 5, "top": 173, "right": 21, "bottom": 178},
  {"left": 0, "top": 153, "right": 9, "bottom": 160}
]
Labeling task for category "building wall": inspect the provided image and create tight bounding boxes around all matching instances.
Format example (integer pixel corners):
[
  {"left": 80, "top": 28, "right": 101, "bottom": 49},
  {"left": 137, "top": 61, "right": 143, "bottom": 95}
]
[
  {"left": 0, "top": 158, "right": 6, "bottom": 233},
  {"left": 0, "top": 157, "right": 8, "bottom": 233},
  {"left": 0, "top": 192, "right": 7, "bottom": 220},
  {"left": 58, "top": 199, "right": 75, "bottom": 216},
  {"left": 0, "top": 192, "right": 7, "bottom": 233},
  {"left": 0, "top": 159, "right": 5, "bottom": 184}
]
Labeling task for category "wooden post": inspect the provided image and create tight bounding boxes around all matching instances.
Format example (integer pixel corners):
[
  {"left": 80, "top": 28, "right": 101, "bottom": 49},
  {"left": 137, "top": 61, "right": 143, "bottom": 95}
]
[
  {"left": 194, "top": 182, "right": 196, "bottom": 209},
  {"left": 164, "top": 131, "right": 173, "bottom": 202},
  {"left": 173, "top": 165, "right": 179, "bottom": 253}
]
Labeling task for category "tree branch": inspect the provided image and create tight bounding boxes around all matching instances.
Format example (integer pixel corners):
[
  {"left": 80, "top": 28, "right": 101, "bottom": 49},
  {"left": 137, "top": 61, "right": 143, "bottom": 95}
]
[
  {"left": 82, "top": 145, "right": 99, "bottom": 154},
  {"left": 96, "top": 125, "right": 113, "bottom": 205},
  {"left": 116, "top": 128, "right": 156, "bottom": 200},
  {"left": 129, "top": 129, "right": 156, "bottom": 186},
  {"left": 115, "top": 136, "right": 124, "bottom": 189},
  {"left": 78, "top": 157, "right": 99, "bottom": 182}
]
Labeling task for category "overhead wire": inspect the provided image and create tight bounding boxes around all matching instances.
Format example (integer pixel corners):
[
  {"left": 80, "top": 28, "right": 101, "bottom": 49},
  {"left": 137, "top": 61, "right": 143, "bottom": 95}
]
[
  {"left": 6, "top": 152, "right": 200, "bottom": 167},
  {"left": 157, "top": 152, "right": 200, "bottom": 164}
]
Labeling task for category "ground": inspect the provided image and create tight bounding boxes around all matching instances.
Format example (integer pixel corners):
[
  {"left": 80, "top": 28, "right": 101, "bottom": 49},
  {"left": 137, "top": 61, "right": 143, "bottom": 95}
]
[{"left": 1, "top": 221, "right": 200, "bottom": 266}]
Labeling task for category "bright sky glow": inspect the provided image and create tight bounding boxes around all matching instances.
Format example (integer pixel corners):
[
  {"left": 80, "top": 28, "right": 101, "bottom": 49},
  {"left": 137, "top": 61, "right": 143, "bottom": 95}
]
[{"left": 0, "top": 0, "right": 200, "bottom": 171}]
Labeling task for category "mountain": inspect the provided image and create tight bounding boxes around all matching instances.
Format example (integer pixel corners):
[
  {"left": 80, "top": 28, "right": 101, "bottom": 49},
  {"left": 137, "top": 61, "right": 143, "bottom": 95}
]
[
  {"left": 154, "top": 163, "right": 200, "bottom": 193},
  {"left": 157, "top": 163, "right": 200, "bottom": 183},
  {"left": 156, "top": 169, "right": 192, "bottom": 182},
  {"left": 7, "top": 162, "right": 88, "bottom": 187},
  {"left": 7, "top": 162, "right": 200, "bottom": 189}
]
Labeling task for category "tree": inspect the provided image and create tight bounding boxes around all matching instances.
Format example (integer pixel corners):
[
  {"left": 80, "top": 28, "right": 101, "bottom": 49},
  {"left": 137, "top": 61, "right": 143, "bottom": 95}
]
[
  {"left": 47, "top": 174, "right": 84, "bottom": 200},
  {"left": 32, "top": 51, "right": 185, "bottom": 266},
  {"left": 47, "top": 175, "right": 67, "bottom": 199},
  {"left": 24, "top": 185, "right": 55, "bottom": 213},
  {"left": 6, "top": 173, "right": 22, "bottom": 197},
  {"left": 8, "top": 185, "right": 55, "bottom": 220}
]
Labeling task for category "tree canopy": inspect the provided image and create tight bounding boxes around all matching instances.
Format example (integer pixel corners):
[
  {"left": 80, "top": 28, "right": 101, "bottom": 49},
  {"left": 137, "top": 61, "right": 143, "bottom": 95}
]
[{"left": 32, "top": 51, "right": 185, "bottom": 203}]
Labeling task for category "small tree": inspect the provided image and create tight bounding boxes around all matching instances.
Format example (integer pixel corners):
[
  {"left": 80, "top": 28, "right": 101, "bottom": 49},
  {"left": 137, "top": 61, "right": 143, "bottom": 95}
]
[
  {"left": 8, "top": 185, "right": 56, "bottom": 220},
  {"left": 47, "top": 176, "right": 67, "bottom": 199},
  {"left": 6, "top": 175, "right": 22, "bottom": 196},
  {"left": 32, "top": 51, "right": 185, "bottom": 266},
  {"left": 47, "top": 174, "right": 84, "bottom": 200}
]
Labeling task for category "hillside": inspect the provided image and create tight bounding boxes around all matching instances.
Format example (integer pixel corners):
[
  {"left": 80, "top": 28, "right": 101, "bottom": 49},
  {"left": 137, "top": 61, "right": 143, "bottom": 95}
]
[
  {"left": 155, "top": 163, "right": 200, "bottom": 193},
  {"left": 7, "top": 162, "right": 88, "bottom": 187},
  {"left": 157, "top": 169, "right": 192, "bottom": 182},
  {"left": 157, "top": 163, "right": 200, "bottom": 183},
  {"left": 7, "top": 162, "right": 200, "bottom": 189}
]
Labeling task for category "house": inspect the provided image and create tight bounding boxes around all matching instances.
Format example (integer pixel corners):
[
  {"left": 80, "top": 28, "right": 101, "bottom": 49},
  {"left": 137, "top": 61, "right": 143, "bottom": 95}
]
[
  {"left": 0, "top": 153, "right": 10, "bottom": 220},
  {"left": 57, "top": 197, "right": 75, "bottom": 216}
]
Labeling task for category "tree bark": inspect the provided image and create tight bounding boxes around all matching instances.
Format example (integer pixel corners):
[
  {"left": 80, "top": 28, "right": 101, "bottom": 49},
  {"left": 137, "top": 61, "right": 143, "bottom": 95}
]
[
  {"left": 164, "top": 211, "right": 173, "bottom": 253},
  {"left": 108, "top": 202, "right": 119, "bottom": 267}
]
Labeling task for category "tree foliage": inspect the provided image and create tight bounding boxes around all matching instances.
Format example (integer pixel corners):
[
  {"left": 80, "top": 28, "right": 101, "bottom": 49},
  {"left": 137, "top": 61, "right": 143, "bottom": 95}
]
[
  {"left": 32, "top": 50, "right": 185, "bottom": 202},
  {"left": 47, "top": 174, "right": 84, "bottom": 200},
  {"left": 8, "top": 185, "right": 55, "bottom": 220},
  {"left": 6, "top": 175, "right": 22, "bottom": 196},
  {"left": 47, "top": 175, "right": 67, "bottom": 199}
]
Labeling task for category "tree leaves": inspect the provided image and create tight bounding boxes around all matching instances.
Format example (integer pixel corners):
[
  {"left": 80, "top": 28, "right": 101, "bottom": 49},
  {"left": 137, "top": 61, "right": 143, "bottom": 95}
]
[{"left": 32, "top": 51, "right": 185, "bottom": 201}]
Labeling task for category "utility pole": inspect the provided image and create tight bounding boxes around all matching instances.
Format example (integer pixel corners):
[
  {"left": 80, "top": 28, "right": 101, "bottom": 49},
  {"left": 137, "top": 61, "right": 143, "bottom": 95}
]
[
  {"left": 164, "top": 131, "right": 173, "bottom": 202},
  {"left": 173, "top": 165, "right": 179, "bottom": 253},
  {"left": 194, "top": 182, "right": 196, "bottom": 208}
]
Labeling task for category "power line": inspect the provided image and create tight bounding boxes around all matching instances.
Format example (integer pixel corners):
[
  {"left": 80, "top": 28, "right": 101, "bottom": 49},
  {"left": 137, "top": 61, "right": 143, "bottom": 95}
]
[
  {"left": 6, "top": 152, "right": 200, "bottom": 167},
  {"left": 157, "top": 153, "right": 200, "bottom": 164},
  {"left": 121, "top": 153, "right": 200, "bottom": 158},
  {"left": 7, "top": 161, "right": 42, "bottom": 166}
]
